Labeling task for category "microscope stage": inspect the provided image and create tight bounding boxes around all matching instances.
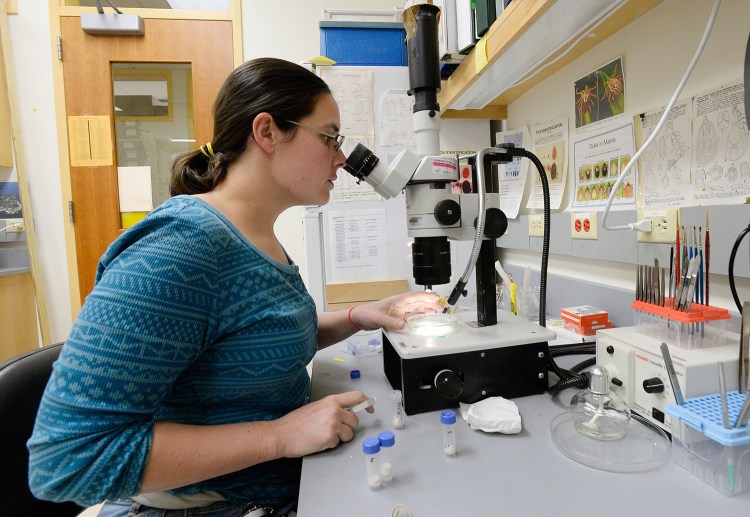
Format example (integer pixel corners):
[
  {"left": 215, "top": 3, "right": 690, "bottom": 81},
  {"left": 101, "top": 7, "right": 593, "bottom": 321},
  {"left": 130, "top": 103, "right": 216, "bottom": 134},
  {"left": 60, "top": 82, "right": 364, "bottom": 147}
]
[{"left": 384, "top": 310, "right": 556, "bottom": 359}]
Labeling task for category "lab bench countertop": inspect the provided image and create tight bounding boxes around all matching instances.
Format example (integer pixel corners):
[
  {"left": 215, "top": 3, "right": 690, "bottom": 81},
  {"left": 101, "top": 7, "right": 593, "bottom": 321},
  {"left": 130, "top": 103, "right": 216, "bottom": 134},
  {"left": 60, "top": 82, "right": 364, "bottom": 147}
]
[{"left": 298, "top": 342, "right": 750, "bottom": 516}]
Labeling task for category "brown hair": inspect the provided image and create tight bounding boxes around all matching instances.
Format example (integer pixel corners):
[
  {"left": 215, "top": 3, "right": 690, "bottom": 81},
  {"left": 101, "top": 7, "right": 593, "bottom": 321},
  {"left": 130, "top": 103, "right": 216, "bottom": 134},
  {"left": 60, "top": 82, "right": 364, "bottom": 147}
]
[{"left": 170, "top": 58, "right": 331, "bottom": 195}]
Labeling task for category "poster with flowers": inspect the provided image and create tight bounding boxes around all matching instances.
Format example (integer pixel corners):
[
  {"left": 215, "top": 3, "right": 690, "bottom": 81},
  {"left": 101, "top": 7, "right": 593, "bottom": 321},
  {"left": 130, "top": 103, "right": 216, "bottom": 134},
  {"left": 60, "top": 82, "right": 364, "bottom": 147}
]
[{"left": 574, "top": 58, "right": 625, "bottom": 130}]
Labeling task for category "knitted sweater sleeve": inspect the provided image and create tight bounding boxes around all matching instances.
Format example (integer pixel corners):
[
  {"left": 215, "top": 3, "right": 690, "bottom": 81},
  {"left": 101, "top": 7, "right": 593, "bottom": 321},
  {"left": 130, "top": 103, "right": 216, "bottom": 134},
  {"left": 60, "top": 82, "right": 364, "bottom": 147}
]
[{"left": 28, "top": 214, "right": 220, "bottom": 507}]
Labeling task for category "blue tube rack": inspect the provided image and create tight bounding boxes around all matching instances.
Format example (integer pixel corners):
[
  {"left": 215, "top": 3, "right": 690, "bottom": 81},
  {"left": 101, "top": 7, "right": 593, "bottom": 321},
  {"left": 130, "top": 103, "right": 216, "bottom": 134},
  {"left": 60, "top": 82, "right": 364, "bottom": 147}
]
[{"left": 665, "top": 392, "right": 750, "bottom": 496}]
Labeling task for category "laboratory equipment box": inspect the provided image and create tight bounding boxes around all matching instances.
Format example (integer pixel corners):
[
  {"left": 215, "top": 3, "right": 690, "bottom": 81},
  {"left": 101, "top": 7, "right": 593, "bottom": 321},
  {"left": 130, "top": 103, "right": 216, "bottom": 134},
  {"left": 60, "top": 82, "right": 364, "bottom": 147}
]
[
  {"left": 666, "top": 393, "right": 750, "bottom": 497},
  {"left": 382, "top": 310, "right": 555, "bottom": 415},
  {"left": 319, "top": 21, "right": 408, "bottom": 66},
  {"left": 632, "top": 300, "right": 731, "bottom": 349},
  {"left": 596, "top": 326, "right": 739, "bottom": 435}
]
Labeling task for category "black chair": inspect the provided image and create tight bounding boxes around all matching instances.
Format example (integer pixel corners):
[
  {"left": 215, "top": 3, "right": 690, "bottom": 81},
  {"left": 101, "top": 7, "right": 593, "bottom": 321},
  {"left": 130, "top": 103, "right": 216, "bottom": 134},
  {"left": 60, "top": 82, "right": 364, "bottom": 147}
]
[{"left": 0, "top": 343, "right": 85, "bottom": 516}]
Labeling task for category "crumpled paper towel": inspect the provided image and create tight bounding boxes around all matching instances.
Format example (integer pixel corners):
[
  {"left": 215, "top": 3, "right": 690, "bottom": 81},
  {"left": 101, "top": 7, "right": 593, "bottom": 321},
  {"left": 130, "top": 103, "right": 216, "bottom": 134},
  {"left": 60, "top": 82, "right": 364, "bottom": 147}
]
[{"left": 458, "top": 396, "right": 522, "bottom": 434}]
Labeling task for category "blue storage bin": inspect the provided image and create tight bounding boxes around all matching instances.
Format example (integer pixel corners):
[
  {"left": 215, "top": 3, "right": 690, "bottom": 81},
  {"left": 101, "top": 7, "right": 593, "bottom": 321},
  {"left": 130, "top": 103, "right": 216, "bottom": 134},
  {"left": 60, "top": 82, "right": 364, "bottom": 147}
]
[{"left": 320, "top": 21, "right": 407, "bottom": 66}]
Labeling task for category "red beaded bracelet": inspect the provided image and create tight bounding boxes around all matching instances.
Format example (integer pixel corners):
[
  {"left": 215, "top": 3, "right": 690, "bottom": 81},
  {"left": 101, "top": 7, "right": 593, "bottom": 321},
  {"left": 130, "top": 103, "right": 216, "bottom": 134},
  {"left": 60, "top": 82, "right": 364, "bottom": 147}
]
[{"left": 347, "top": 306, "right": 361, "bottom": 332}]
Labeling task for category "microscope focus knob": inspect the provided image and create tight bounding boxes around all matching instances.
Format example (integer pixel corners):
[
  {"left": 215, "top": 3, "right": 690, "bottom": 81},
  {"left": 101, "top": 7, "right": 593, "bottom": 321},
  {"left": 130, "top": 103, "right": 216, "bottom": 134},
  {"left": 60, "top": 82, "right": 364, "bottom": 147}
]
[
  {"left": 434, "top": 369, "right": 464, "bottom": 400},
  {"left": 643, "top": 377, "right": 665, "bottom": 394},
  {"left": 474, "top": 208, "right": 508, "bottom": 238},
  {"left": 434, "top": 200, "right": 461, "bottom": 226}
]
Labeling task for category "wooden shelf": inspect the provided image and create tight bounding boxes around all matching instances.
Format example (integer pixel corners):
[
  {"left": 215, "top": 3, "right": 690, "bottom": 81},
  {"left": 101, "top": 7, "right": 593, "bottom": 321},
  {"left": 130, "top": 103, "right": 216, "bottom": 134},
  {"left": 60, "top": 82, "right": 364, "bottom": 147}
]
[{"left": 438, "top": 0, "right": 662, "bottom": 118}]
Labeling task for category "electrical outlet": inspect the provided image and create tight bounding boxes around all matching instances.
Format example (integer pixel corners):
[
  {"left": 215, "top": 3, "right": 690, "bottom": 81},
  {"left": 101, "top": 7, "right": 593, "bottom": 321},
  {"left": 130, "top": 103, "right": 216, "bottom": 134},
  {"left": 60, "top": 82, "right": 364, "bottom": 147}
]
[
  {"left": 4, "top": 218, "right": 24, "bottom": 233},
  {"left": 637, "top": 208, "right": 678, "bottom": 243},
  {"left": 571, "top": 212, "right": 598, "bottom": 239},
  {"left": 528, "top": 215, "right": 544, "bottom": 237}
]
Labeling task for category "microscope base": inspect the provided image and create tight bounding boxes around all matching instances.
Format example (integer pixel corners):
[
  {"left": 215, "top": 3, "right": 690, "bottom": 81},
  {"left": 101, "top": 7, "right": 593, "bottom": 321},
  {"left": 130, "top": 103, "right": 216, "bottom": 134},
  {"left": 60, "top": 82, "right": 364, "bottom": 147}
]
[{"left": 383, "top": 311, "right": 555, "bottom": 415}]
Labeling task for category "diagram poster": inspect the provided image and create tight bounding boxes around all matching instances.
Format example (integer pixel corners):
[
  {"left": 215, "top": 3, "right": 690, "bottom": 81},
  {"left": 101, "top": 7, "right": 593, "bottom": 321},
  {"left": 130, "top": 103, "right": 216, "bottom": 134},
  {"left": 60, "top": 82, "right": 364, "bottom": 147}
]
[
  {"left": 495, "top": 127, "right": 530, "bottom": 219},
  {"left": 527, "top": 117, "right": 568, "bottom": 210},
  {"left": 691, "top": 81, "right": 750, "bottom": 205},
  {"left": 571, "top": 122, "right": 636, "bottom": 210},
  {"left": 379, "top": 89, "right": 416, "bottom": 148},
  {"left": 320, "top": 68, "right": 374, "bottom": 136},
  {"left": 639, "top": 100, "right": 693, "bottom": 208},
  {"left": 574, "top": 57, "right": 625, "bottom": 130}
]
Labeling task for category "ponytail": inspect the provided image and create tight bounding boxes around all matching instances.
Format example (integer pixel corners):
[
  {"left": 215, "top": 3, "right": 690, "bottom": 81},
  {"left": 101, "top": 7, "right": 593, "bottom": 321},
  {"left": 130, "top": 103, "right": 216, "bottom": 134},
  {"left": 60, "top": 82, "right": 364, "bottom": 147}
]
[{"left": 170, "top": 148, "right": 237, "bottom": 196}]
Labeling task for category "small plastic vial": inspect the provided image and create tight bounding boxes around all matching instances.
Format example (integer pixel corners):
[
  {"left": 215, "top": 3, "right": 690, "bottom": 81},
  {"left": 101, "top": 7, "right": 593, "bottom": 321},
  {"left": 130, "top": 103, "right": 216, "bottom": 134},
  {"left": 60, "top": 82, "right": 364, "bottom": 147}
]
[
  {"left": 362, "top": 437, "right": 382, "bottom": 490},
  {"left": 391, "top": 390, "right": 405, "bottom": 429},
  {"left": 377, "top": 431, "right": 395, "bottom": 484},
  {"left": 441, "top": 410, "right": 457, "bottom": 457}
]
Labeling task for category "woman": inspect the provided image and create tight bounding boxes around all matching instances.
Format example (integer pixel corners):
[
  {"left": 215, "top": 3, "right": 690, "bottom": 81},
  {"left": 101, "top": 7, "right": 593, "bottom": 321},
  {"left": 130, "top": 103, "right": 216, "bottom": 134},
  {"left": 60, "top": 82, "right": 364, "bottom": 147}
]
[{"left": 28, "top": 58, "right": 441, "bottom": 516}]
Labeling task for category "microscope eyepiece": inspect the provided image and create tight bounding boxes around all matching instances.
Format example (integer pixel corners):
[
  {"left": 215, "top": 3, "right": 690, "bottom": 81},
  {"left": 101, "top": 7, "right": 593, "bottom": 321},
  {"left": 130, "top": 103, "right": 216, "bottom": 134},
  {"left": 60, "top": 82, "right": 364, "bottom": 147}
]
[{"left": 343, "top": 143, "right": 380, "bottom": 181}]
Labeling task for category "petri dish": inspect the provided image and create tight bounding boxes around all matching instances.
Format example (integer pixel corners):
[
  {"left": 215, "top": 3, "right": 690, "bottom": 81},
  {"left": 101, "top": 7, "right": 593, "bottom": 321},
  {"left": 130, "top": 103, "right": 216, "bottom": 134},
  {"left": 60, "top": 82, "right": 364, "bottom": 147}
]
[
  {"left": 550, "top": 411, "right": 671, "bottom": 473},
  {"left": 406, "top": 313, "right": 460, "bottom": 337}
]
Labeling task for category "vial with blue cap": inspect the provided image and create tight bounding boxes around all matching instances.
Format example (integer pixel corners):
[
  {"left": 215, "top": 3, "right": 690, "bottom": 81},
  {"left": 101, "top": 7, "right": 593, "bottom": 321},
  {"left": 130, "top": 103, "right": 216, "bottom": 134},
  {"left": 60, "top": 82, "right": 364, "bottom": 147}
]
[
  {"left": 350, "top": 369, "right": 361, "bottom": 379},
  {"left": 362, "top": 437, "right": 382, "bottom": 489},
  {"left": 441, "top": 410, "right": 457, "bottom": 456},
  {"left": 377, "top": 431, "right": 395, "bottom": 484}
]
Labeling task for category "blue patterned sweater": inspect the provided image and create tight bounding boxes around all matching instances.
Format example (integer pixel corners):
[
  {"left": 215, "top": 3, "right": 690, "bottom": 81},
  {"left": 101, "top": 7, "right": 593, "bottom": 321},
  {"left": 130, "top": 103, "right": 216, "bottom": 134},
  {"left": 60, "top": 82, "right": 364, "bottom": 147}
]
[{"left": 28, "top": 196, "right": 318, "bottom": 507}]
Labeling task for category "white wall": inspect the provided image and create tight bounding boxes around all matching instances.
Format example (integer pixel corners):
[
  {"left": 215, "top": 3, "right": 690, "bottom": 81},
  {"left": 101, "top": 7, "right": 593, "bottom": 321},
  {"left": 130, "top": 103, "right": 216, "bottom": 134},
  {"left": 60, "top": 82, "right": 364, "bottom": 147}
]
[
  {"left": 502, "top": 0, "right": 749, "bottom": 313},
  {"left": 9, "top": 0, "right": 749, "bottom": 343},
  {"left": 242, "top": 0, "right": 401, "bottom": 284},
  {"left": 9, "top": 1, "right": 71, "bottom": 342}
]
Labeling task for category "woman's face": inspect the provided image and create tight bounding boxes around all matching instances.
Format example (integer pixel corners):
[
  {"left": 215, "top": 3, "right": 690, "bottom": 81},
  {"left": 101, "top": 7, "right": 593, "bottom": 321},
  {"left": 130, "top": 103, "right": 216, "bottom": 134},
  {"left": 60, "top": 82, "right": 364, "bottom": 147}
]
[{"left": 276, "top": 93, "right": 346, "bottom": 206}]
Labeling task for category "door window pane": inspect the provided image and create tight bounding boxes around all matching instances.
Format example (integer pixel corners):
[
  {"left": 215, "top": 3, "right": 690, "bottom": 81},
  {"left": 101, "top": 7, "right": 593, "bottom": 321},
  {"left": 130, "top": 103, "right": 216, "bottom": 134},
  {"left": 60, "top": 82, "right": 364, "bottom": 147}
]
[{"left": 112, "top": 62, "right": 194, "bottom": 227}]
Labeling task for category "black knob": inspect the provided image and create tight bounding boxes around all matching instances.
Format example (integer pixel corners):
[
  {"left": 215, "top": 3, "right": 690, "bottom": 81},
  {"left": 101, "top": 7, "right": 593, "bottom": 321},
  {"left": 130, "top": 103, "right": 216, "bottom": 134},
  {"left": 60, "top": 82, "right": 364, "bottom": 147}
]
[
  {"left": 611, "top": 377, "right": 623, "bottom": 387},
  {"left": 474, "top": 208, "right": 508, "bottom": 238},
  {"left": 606, "top": 345, "right": 614, "bottom": 354},
  {"left": 434, "top": 199, "right": 461, "bottom": 226},
  {"left": 643, "top": 377, "right": 665, "bottom": 393},
  {"left": 434, "top": 369, "right": 463, "bottom": 400}
]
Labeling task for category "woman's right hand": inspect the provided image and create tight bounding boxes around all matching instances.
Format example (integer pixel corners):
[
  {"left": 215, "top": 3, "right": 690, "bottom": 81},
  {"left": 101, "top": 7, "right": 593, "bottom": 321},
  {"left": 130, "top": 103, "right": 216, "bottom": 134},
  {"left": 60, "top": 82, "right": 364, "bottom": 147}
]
[{"left": 270, "top": 391, "right": 373, "bottom": 458}]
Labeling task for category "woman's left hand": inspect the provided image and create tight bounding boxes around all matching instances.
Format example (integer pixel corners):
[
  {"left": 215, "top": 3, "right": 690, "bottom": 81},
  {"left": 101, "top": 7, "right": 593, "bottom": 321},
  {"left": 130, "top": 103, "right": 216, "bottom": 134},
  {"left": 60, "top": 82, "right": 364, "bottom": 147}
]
[{"left": 349, "top": 291, "right": 444, "bottom": 332}]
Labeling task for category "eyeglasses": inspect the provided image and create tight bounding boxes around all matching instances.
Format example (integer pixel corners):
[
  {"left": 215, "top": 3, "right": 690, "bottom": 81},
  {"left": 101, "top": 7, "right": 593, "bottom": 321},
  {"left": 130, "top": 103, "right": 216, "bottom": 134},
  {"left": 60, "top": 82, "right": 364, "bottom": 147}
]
[{"left": 286, "top": 120, "right": 345, "bottom": 152}]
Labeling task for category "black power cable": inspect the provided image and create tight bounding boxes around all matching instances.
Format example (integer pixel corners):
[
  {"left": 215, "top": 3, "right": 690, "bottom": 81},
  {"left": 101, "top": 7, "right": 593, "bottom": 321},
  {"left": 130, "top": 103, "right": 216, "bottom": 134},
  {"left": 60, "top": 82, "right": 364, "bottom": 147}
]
[
  {"left": 517, "top": 147, "right": 589, "bottom": 391},
  {"left": 549, "top": 342, "right": 596, "bottom": 356},
  {"left": 728, "top": 223, "right": 750, "bottom": 312},
  {"left": 548, "top": 358, "right": 597, "bottom": 396},
  {"left": 494, "top": 144, "right": 590, "bottom": 393}
]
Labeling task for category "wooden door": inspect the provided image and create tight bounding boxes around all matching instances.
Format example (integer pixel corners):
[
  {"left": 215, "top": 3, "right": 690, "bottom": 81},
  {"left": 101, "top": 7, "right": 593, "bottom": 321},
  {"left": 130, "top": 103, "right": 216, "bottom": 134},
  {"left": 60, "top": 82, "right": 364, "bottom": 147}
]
[{"left": 60, "top": 17, "right": 233, "bottom": 303}]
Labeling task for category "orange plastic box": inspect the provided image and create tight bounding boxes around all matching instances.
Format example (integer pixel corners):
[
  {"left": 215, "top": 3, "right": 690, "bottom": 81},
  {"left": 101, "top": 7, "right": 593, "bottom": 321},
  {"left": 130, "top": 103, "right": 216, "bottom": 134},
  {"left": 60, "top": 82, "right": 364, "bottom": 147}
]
[
  {"left": 563, "top": 320, "right": 612, "bottom": 336},
  {"left": 560, "top": 305, "right": 609, "bottom": 327}
]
